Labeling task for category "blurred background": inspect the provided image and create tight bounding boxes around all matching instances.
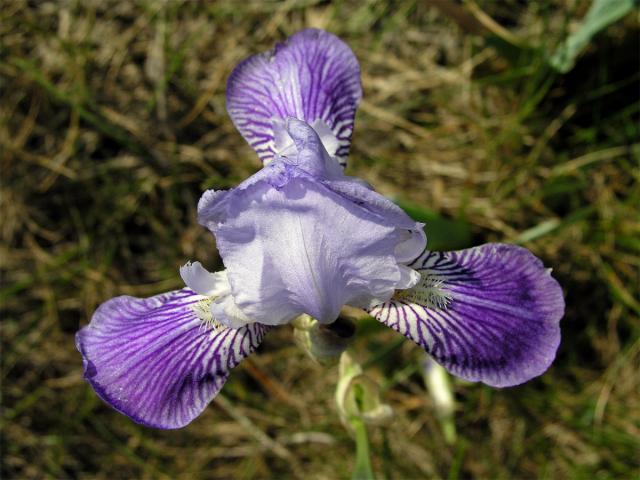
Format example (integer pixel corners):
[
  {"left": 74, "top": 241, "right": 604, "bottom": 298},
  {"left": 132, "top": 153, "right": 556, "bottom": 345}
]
[{"left": 1, "top": 0, "right": 639, "bottom": 478}]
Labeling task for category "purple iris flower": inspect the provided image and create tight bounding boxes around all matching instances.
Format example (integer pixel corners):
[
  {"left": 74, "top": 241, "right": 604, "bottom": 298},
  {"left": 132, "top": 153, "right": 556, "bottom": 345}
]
[{"left": 76, "top": 29, "right": 564, "bottom": 429}]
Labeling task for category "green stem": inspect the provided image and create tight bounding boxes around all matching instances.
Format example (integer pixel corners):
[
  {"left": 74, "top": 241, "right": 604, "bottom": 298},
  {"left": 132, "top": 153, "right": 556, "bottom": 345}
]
[{"left": 351, "top": 417, "right": 375, "bottom": 480}]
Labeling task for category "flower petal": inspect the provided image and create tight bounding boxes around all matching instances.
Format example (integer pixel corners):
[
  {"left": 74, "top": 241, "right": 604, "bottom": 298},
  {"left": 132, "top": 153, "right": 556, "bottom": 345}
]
[
  {"left": 214, "top": 177, "right": 407, "bottom": 325},
  {"left": 179, "top": 262, "right": 230, "bottom": 297},
  {"left": 227, "top": 28, "right": 362, "bottom": 166},
  {"left": 322, "top": 176, "right": 427, "bottom": 262},
  {"left": 76, "top": 289, "right": 268, "bottom": 428},
  {"left": 198, "top": 120, "right": 424, "bottom": 252},
  {"left": 197, "top": 119, "right": 425, "bottom": 326},
  {"left": 369, "top": 244, "right": 564, "bottom": 387},
  {"left": 211, "top": 293, "right": 254, "bottom": 329},
  {"left": 283, "top": 117, "right": 344, "bottom": 179}
]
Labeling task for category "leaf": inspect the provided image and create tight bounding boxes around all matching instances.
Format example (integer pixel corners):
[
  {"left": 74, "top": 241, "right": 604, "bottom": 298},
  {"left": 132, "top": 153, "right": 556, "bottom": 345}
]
[{"left": 549, "top": 0, "right": 637, "bottom": 73}]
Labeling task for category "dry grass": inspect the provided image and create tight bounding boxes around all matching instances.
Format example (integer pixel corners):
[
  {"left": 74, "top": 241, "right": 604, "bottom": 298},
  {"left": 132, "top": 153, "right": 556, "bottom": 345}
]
[{"left": 1, "top": 1, "right": 639, "bottom": 478}]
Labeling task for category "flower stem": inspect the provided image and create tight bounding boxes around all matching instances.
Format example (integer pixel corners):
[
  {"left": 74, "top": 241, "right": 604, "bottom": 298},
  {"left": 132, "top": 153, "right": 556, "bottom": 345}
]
[{"left": 351, "top": 417, "right": 375, "bottom": 480}]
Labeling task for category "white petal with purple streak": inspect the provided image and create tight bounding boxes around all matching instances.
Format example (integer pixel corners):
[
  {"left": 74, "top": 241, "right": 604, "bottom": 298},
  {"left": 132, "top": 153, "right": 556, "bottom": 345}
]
[
  {"left": 227, "top": 29, "right": 362, "bottom": 166},
  {"left": 369, "top": 244, "right": 564, "bottom": 387},
  {"left": 76, "top": 289, "right": 268, "bottom": 429}
]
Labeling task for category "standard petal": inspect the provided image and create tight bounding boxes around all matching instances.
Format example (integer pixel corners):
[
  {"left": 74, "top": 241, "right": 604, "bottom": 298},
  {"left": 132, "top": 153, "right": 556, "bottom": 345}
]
[
  {"left": 283, "top": 117, "right": 344, "bottom": 180},
  {"left": 215, "top": 177, "right": 406, "bottom": 326},
  {"left": 76, "top": 289, "right": 268, "bottom": 429},
  {"left": 198, "top": 161, "right": 298, "bottom": 230},
  {"left": 369, "top": 244, "right": 564, "bottom": 387},
  {"left": 227, "top": 28, "right": 362, "bottom": 166},
  {"left": 324, "top": 176, "right": 420, "bottom": 230},
  {"left": 198, "top": 120, "right": 425, "bottom": 268},
  {"left": 323, "top": 176, "right": 427, "bottom": 262}
]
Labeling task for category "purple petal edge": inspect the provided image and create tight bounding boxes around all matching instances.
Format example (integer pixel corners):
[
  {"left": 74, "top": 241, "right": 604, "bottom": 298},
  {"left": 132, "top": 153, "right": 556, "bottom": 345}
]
[
  {"left": 369, "top": 244, "right": 564, "bottom": 388},
  {"left": 226, "top": 28, "right": 362, "bottom": 165},
  {"left": 76, "top": 289, "right": 269, "bottom": 429}
]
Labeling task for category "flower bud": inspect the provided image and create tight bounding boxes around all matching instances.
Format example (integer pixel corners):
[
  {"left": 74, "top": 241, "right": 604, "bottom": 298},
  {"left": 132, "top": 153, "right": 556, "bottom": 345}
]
[
  {"left": 422, "top": 355, "right": 457, "bottom": 444},
  {"left": 335, "top": 352, "right": 393, "bottom": 430}
]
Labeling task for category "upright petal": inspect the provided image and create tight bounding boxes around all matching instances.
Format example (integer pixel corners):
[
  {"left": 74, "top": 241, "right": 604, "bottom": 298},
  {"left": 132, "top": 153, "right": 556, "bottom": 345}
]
[
  {"left": 227, "top": 29, "right": 362, "bottom": 166},
  {"left": 284, "top": 117, "right": 344, "bottom": 179},
  {"left": 369, "top": 244, "right": 564, "bottom": 387},
  {"left": 76, "top": 289, "right": 268, "bottom": 429},
  {"left": 197, "top": 119, "right": 425, "bottom": 327},
  {"left": 214, "top": 178, "right": 406, "bottom": 326},
  {"left": 198, "top": 119, "right": 426, "bottom": 270},
  {"left": 322, "top": 175, "right": 427, "bottom": 262}
]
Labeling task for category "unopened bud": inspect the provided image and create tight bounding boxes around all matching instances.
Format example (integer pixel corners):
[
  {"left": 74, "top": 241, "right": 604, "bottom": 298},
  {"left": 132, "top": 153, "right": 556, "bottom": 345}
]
[
  {"left": 336, "top": 352, "right": 393, "bottom": 430},
  {"left": 422, "top": 355, "right": 456, "bottom": 444}
]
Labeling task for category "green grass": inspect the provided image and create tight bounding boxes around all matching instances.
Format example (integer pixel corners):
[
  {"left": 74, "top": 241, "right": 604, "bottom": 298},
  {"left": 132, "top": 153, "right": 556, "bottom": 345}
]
[{"left": 1, "top": 0, "right": 639, "bottom": 478}]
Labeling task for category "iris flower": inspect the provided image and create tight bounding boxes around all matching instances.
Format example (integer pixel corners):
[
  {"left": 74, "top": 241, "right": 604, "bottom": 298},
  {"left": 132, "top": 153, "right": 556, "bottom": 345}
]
[{"left": 77, "top": 29, "right": 564, "bottom": 429}]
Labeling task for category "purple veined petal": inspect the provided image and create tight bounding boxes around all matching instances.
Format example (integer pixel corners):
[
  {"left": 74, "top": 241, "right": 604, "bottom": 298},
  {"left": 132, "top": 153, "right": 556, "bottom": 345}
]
[
  {"left": 227, "top": 28, "right": 362, "bottom": 167},
  {"left": 76, "top": 289, "right": 269, "bottom": 429},
  {"left": 369, "top": 244, "right": 564, "bottom": 387}
]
